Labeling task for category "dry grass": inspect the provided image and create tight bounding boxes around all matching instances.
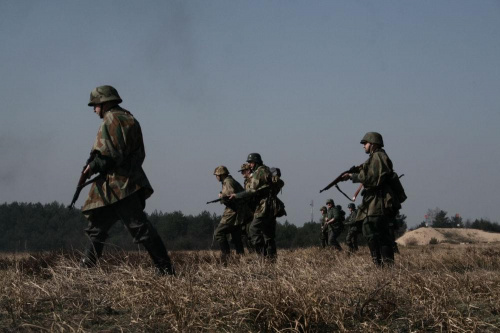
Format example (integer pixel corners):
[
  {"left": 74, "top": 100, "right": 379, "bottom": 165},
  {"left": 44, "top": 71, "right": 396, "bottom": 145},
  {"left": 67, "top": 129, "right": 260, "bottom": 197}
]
[{"left": 1, "top": 245, "right": 499, "bottom": 332}]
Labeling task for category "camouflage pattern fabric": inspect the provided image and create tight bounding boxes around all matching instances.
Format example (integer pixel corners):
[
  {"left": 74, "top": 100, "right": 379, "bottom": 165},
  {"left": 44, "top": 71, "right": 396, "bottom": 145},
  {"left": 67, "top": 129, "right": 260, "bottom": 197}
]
[
  {"left": 219, "top": 175, "right": 245, "bottom": 225},
  {"left": 82, "top": 107, "right": 153, "bottom": 212},
  {"left": 235, "top": 165, "right": 272, "bottom": 218},
  {"left": 351, "top": 148, "right": 396, "bottom": 221}
]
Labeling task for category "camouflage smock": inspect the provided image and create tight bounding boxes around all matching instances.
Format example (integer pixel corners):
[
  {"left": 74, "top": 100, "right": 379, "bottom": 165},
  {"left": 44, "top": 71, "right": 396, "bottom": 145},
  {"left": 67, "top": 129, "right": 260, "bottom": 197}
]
[
  {"left": 351, "top": 148, "right": 396, "bottom": 221},
  {"left": 219, "top": 175, "right": 245, "bottom": 225},
  {"left": 82, "top": 107, "right": 153, "bottom": 212},
  {"left": 235, "top": 165, "right": 272, "bottom": 219}
]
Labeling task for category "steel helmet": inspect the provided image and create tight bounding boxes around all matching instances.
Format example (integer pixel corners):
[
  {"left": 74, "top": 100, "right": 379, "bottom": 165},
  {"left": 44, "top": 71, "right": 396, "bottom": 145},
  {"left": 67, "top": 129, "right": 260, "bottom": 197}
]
[
  {"left": 246, "top": 153, "right": 263, "bottom": 165},
  {"left": 320, "top": 206, "right": 327, "bottom": 212},
  {"left": 348, "top": 203, "right": 356, "bottom": 209},
  {"left": 213, "top": 165, "right": 229, "bottom": 176},
  {"left": 88, "top": 85, "right": 122, "bottom": 106},
  {"left": 360, "top": 132, "right": 384, "bottom": 147},
  {"left": 326, "top": 199, "right": 334, "bottom": 206}
]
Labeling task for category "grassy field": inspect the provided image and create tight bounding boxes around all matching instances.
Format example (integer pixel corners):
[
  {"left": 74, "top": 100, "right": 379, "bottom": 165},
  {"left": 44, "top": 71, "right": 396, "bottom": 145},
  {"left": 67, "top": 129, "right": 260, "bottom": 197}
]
[{"left": 1, "top": 244, "right": 499, "bottom": 332}]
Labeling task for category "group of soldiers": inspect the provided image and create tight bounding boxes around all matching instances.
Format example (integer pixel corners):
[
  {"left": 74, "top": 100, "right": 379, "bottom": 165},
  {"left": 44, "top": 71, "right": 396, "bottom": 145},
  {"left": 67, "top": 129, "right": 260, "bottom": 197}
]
[
  {"left": 319, "top": 202, "right": 359, "bottom": 253},
  {"left": 76, "top": 85, "right": 404, "bottom": 276},
  {"left": 211, "top": 152, "right": 284, "bottom": 262}
]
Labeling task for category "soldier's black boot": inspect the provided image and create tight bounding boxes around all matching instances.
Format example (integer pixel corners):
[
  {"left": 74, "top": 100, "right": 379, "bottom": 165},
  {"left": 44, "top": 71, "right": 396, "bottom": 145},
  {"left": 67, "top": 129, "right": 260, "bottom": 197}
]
[
  {"left": 380, "top": 246, "right": 395, "bottom": 267},
  {"left": 80, "top": 241, "right": 104, "bottom": 268},
  {"left": 219, "top": 240, "right": 231, "bottom": 265},
  {"left": 368, "top": 242, "right": 382, "bottom": 266},
  {"left": 393, "top": 242, "right": 400, "bottom": 254},
  {"left": 143, "top": 237, "right": 175, "bottom": 276}
]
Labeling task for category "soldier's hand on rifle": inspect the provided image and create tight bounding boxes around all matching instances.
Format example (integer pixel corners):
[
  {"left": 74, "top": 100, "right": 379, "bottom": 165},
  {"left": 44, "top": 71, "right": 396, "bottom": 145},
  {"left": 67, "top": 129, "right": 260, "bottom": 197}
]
[
  {"left": 341, "top": 173, "right": 351, "bottom": 181},
  {"left": 228, "top": 194, "right": 236, "bottom": 200},
  {"left": 83, "top": 164, "right": 92, "bottom": 177}
]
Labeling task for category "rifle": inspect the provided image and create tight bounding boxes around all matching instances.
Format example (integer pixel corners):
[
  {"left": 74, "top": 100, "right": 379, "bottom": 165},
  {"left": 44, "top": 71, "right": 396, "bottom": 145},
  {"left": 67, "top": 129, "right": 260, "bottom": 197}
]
[
  {"left": 68, "top": 150, "right": 100, "bottom": 210},
  {"left": 206, "top": 197, "right": 224, "bottom": 204},
  {"left": 319, "top": 165, "right": 360, "bottom": 193}
]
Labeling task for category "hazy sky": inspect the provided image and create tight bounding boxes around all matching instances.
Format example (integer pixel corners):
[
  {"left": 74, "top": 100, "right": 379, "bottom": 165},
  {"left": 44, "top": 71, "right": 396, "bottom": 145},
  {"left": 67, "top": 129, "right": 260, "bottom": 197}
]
[{"left": 1, "top": 1, "right": 499, "bottom": 228}]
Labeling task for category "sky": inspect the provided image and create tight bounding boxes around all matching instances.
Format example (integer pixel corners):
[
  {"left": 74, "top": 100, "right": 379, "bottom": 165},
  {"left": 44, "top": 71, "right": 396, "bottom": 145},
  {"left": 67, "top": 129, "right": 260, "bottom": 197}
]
[{"left": 0, "top": 0, "right": 499, "bottom": 228}]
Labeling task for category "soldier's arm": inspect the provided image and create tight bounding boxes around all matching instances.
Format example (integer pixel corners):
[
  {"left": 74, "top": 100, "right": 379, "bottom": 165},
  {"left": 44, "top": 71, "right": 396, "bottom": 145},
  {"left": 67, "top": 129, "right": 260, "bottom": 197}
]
[{"left": 352, "top": 154, "right": 390, "bottom": 187}]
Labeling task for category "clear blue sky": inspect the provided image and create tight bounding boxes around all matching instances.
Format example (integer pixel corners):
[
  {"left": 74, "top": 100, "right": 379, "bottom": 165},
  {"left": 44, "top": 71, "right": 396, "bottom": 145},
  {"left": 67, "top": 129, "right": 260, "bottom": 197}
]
[{"left": 1, "top": 1, "right": 499, "bottom": 227}]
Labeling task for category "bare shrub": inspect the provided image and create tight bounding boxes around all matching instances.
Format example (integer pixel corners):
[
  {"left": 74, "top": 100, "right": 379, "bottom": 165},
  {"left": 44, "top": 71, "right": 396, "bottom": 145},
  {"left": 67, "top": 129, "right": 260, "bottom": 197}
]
[
  {"left": 405, "top": 237, "right": 418, "bottom": 246},
  {"left": 429, "top": 237, "right": 439, "bottom": 245}
]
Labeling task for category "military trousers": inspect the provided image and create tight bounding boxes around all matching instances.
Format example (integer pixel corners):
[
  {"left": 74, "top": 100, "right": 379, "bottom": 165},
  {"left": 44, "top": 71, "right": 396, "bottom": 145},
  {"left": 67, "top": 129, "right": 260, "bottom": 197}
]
[
  {"left": 328, "top": 227, "right": 342, "bottom": 251},
  {"left": 345, "top": 226, "right": 359, "bottom": 252},
  {"left": 361, "top": 216, "right": 394, "bottom": 266},
  {"left": 82, "top": 191, "right": 173, "bottom": 272},
  {"left": 214, "top": 222, "right": 244, "bottom": 255},
  {"left": 320, "top": 227, "right": 329, "bottom": 248},
  {"left": 249, "top": 215, "right": 277, "bottom": 259}
]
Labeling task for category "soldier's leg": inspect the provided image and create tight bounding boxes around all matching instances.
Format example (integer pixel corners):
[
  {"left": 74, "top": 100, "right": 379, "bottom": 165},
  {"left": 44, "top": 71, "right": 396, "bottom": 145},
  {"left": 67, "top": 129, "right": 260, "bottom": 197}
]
[
  {"left": 353, "top": 228, "right": 359, "bottom": 251},
  {"left": 229, "top": 225, "right": 244, "bottom": 255},
  {"left": 331, "top": 229, "right": 342, "bottom": 251},
  {"left": 362, "top": 217, "right": 382, "bottom": 266},
  {"left": 82, "top": 207, "right": 117, "bottom": 267},
  {"left": 320, "top": 229, "right": 327, "bottom": 248},
  {"left": 378, "top": 217, "right": 395, "bottom": 266},
  {"left": 249, "top": 216, "right": 266, "bottom": 256},
  {"left": 214, "top": 222, "right": 231, "bottom": 257},
  {"left": 115, "top": 193, "right": 174, "bottom": 275},
  {"left": 262, "top": 217, "right": 277, "bottom": 259},
  {"left": 244, "top": 223, "right": 255, "bottom": 253},
  {"left": 345, "top": 229, "right": 354, "bottom": 253}
]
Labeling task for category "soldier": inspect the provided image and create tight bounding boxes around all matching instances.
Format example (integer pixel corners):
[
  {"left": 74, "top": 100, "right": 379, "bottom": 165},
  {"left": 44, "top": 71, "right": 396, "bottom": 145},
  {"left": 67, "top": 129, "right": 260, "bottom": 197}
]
[
  {"left": 80, "top": 85, "right": 174, "bottom": 275},
  {"left": 319, "top": 206, "right": 328, "bottom": 248},
  {"left": 213, "top": 166, "right": 245, "bottom": 260},
  {"left": 238, "top": 163, "right": 254, "bottom": 252},
  {"left": 344, "top": 203, "right": 359, "bottom": 253},
  {"left": 229, "top": 153, "right": 280, "bottom": 259},
  {"left": 341, "top": 132, "right": 399, "bottom": 266},
  {"left": 325, "top": 199, "right": 343, "bottom": 251}
]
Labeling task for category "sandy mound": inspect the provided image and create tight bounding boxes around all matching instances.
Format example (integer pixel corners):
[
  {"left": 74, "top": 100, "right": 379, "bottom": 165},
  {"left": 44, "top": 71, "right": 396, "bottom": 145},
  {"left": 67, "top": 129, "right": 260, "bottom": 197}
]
[{"left": 396, "top": 227, "right": 500, "bottom": 246}]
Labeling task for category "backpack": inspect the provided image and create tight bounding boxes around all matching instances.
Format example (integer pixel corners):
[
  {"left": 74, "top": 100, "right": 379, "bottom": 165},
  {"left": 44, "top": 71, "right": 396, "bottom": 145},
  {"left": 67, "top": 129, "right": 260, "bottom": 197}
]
[
  {"left": 268, "top": 167, "right": 286, "bottom": 217},
  {"left": 388, "top": 172, "right": 407, "bottom": 205},
  {"left": 336, "top": 205, "right": 346, "bottom": 222},
  {"left": 269, "top": 167, "right": 285, "bottom": 193}
]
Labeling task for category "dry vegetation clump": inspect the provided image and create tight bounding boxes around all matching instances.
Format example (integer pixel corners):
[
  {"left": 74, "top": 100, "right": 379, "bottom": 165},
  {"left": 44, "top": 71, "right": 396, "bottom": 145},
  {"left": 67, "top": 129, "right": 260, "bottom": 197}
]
[{"left": 0, "top": 245, "right": 499, "bottom": 332}]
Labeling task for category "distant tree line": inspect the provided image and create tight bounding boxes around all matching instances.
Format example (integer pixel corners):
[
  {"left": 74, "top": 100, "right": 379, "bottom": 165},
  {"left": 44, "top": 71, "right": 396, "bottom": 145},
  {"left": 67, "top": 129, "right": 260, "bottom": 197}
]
[
  {"left": 0, "top": 202, "right": 410, "bottom": 252},
  {"left": 416, "top": 207, "right": 500, "bottom": 232}
]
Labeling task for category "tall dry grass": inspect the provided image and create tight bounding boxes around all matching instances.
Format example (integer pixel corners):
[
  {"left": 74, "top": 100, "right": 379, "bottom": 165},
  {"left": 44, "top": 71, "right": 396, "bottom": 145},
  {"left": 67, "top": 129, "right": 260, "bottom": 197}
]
[{"left": 0, "top": 244, "right": 499, "bottom": 332}]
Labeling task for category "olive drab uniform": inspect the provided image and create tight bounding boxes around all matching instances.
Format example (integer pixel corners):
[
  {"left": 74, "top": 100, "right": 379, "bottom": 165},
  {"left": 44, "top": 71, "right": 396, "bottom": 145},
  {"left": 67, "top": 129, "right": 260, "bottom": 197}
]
[
  {"left": 351, "top": 132, "right": 399, "bottom": 266},
  {"left": 344, "top": 205, "right": 359, "bottom": 253},
  {"left": 214, "top": 173, "right": 246, "bottom": 257},
  {"left": 319, "top": 207, "right": 328, "bottom": 248},
  {"left": 327, "top": 205, "right": 343, "bottom": 251},
  {"left": 81, "top": 85, "right": 174, "bottom": 275}
]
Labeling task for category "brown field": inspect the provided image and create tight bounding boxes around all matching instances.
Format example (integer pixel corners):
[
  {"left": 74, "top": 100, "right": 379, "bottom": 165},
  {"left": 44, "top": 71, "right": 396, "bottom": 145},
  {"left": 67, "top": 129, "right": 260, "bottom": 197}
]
[{"left": 1, "top": 244, "right": 499, "bottom": 332}]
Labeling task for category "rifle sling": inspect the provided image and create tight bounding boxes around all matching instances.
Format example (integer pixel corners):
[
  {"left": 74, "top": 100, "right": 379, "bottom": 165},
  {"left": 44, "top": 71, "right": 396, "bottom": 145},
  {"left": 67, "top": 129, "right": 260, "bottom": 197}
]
[{"left": 335, "top": 185, "right": 355, "bottom": 202}]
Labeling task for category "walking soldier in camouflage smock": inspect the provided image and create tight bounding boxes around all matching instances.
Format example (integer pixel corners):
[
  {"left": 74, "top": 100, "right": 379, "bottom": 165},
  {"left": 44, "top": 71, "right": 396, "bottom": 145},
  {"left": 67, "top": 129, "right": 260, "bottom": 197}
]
[
  {"left": 341, "top": 132, "right": 400, "bottom": 266},
  {"left": 79, "top": 85, "right": 174, "bottom": 275},
  {"left": 319, "top": 206, "right": 328, "bottom": 248},
  {"left": 213, "top": 166, "right": 245, "bottom": 260},
  {"left": 344, "top": 203, "right": 359, "bottom": 253},
  {"left": 325, "top": 199, "right": 343, "bottom": 251}
]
